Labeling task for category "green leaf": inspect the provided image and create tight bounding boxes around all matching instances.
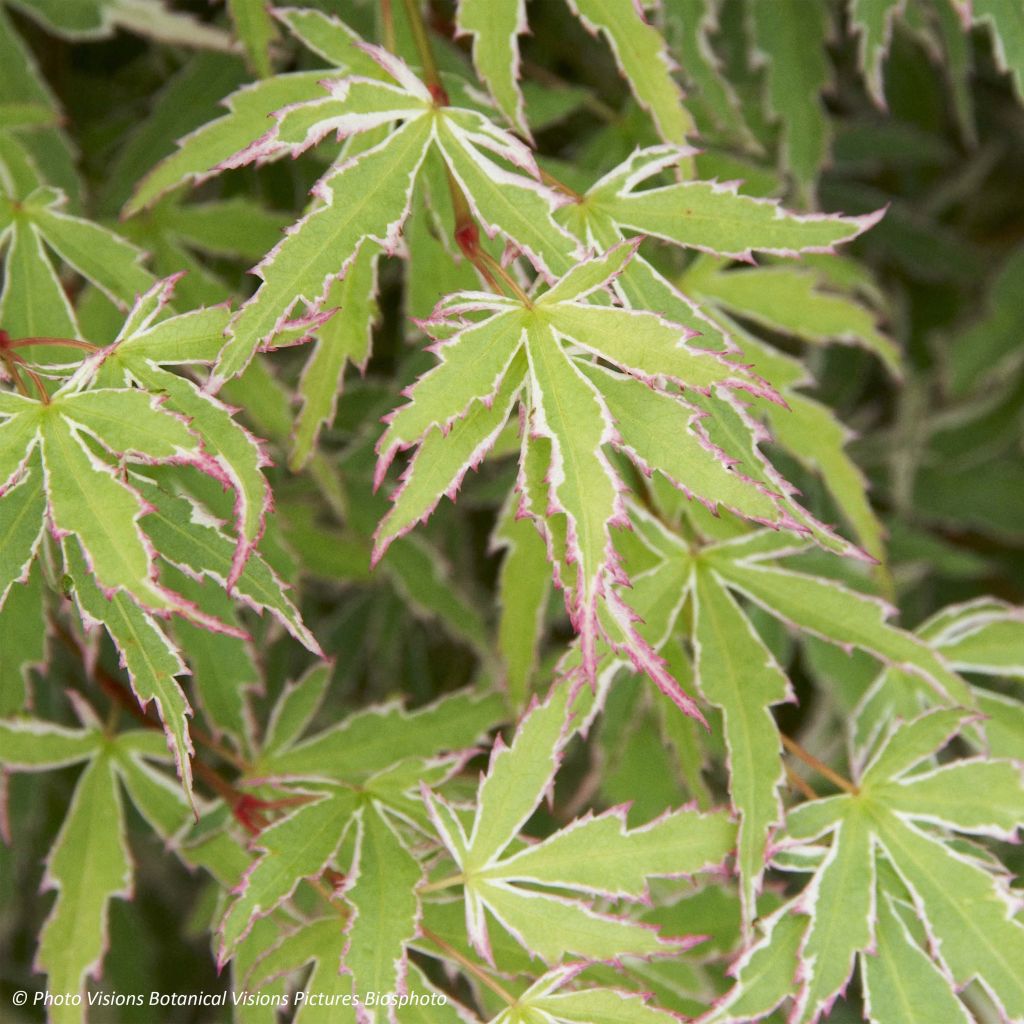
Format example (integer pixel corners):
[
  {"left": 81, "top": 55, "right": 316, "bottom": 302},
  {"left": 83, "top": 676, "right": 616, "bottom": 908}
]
[
  {"left": 291, "top": 244, "right": 381, "bottom": 470},
  {"left": 511, "top": 965, "right": 684, "bottom": 1023},
  {"left": 686, "top": 261, "right": 901, "bottom": 376},
  {"left": 692, "top": 565, "right": 789, "bottom": 928},
  {"left": 64, "top": 539, "right": 196, "bottom": 800},
  {"left": 793, "top": 805, "right": 875, "bottom": 1023},
  {"left": 862, "top": 891, "right": 972, "bottom": 1024},
  {"left": 0, "top": 449, "right": 45, "bottom": 604},
  {"left": 702, "top": 907, "right": 806, "bottom": 1024},
  {"left": 36, "top": 753, "right": 132, "bottom": 1021},
  {"left": 751, "top": 0, "right": 830, "bottom": 190},
  {"left": 0, "top": 566, "right": 47, "bottom": 713},
  {"left": 492, "top": 803, "right": 735, "bottom": 899},
  {"left": 567, "top": 0, "right": 695, "bottom": 142},
  {"left": 344, "top": 804, "right": 422, "bottom": 1004},
  {"left": 218, "top": 114, "right": 432, "bottom": 384},
  {"left": 524, "top": 319, "right": 620, "bottom": 676},
  {"left": 849, "top": 0, "right": 905, "bottom": 107},
  {"left": 226, "top": 0, "right": 276, "bottom": 78},
  {"left": 585, "top": 145, "right": 881, "bottom": 259},
  {"left": 125, "top": 71, "right": 328, "bottom": 214},
  {"left": 256, "top": 688, "right": 507, "bottom": 782},
  {"left": 0, "top": 717, "right": 98, "bottom": 769},
  {"left": 373, "top": 349, "right": 527, "bottom": 555},
  {"left": 970, "top": 0, "right": 1024, "bottom": 102},
  {"left": 457, "top": 0, "right": 528, "bottom": 134},
  {"left": 425, "top": 685, "right": 713, "bottom": 964},
  {"left": 434, "top": 113, "right": 579, "bottom": 280},
  {"left": 26, "top": 187, "right": 153, "bottom": 306},
  {"left": 134, "top": 480, "right": 320, "bottom": 656},
  {"left": 709, "top": 551, "right": 973, "bottom": 706},
  {"left": 872, "top": 811, "right": 1024, "bottom": 1020},
  {"left": 494, "top": 502, "right": 551, "bottom": 708},
  {"left": 0, "top": 213, "right": 79, "bottom": 339},
  {"left": 218, "top": 788, "right": 360, "bottom": 962}
]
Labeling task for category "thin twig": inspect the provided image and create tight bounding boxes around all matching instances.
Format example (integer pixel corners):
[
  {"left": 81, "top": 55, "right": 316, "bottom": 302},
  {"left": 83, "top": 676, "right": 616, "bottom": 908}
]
[
  {"left": 421, "top": 927, "right": 516, "bottom": 1005},
  {"left": 781, "top": 733, "right": 858, "bottom": 796}
]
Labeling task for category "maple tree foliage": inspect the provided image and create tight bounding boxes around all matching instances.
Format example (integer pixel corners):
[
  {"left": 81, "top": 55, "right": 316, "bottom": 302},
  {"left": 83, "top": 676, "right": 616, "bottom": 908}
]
[{"left": 1, "top": 2, "right": 1024, "bottom": 1024}]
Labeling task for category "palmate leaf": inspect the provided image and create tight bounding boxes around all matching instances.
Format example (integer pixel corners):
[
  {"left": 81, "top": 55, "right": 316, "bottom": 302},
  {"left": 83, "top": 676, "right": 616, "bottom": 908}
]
[
  {"left": 570, "top": 145, "right": 882, "bottom": 263},
  {"left": 773, "top": 710, "right": 1024, "bottom": 1024},
  {"left": 0, "top": 721, "right": 175, "bottom": 1023},
  {"left": 130, "top": 25, "right": 578, "bottom": 390},
  {"left": 422, "top": 685, "right": 734, "bottom": 966},
  {"left": 90, "top": 277, "right": 273, "bottom": 587},
  {"left": 493, "top": 964, "right": 683, "bottom": 1024},
  {"left": 374, "top": 243, "right": 848, "bottom": 707},
  {"left": 0, "top": 383, "right": 211, "bottom": 612},
  {"left": 703, "top": 533, "right": 973, "bottom": 706}
]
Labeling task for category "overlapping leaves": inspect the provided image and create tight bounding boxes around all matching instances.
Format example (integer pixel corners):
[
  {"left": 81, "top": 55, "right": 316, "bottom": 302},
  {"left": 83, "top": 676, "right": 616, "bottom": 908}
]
[{"left": 706, "top": 709, "right": 1024, "bottom": 1024}]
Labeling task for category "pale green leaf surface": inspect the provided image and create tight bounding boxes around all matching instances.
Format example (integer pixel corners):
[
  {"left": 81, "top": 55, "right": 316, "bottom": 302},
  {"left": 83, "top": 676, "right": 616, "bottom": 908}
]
[
  {"left": 219, "top": 789, "right": 359, "bottom": 960},
  {"left": 345, "top": 805, "right": 422, "bottom": 1004},
  {"left": 126, "top": 72, "right": 327, "bottom": 214},
  {"left": 599, "top": 177, "right": 878, "bottom": 259},
  {"left": 219, "top": 114, "right": 432, "bottom": 382},
  {"left": 227, "top": 0, "right": 276, "bottom": 78},
  {"left": 874, "top": 810, "right": 1024, "bottom": 1019},
  {"left": 567, "top": 0, "right": 694, "bottom": 142},
  {"left": 711, "top": 559, "right": 972, "bottom": 706},
  {"left": 291, "top": 244, "right": 380, "bottom": 469},
  {"left": 692, "top": 566, "right": 789, "bottom": 925},
  {"left": 0, "top": 451, "right": 45, "bottom": 603},
  {"left": 478, "top": 881, "right": 675, "bottom": 965},
  {"left": 702, "top": 908, "right": 805, "bottom": 1023},
  {"left": 0, "top": 718, "right": 98, "bottom": 769},
  {"left": 463, "top": 685, "right": 571, "bottom": 872},
  {"left": 457, "top": 0, "right": 528, "bottom": 133},
  {"left": 435, "top": 116, "right": 578, "bottom": 280},
  {"left": 65, "top": 540, "right": 195, "bottom": 797},
  {"left": 525, "top": 322, "right": 618, "bottom": 671},
  {"left": 690, "top": 264, "right": 900, "bottom": 375},
  {"left": 491, "top": 804, "right": 735, "bottom": 899},
  {"left": 849, "top": 0, "right": 905, "bottom": 106},
  {"left": 36, "top": 754, "right": 131, "bottom": 1021},
  {"left": 135, "top": 481, "right": 319, "bottom": 654},
  {"left": 0, "top": 568, "right": 46, "bottom": 713},
  {"left": 374, "top": 351, "right": 526, "bottom": 555},
  {"left": 794, "top": 807, "right": 875, "bottom": 1024},
  {"left": 862, "top": 891, "right": 972, "bottom": 1024},
  {"left": 256, "top": 689, "right": 507, "bottom": 782}
]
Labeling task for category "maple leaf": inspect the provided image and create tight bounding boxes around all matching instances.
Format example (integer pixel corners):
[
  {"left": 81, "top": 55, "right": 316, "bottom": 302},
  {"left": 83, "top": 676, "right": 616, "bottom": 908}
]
[{"left": 373, "top": 242, "right": 845, "bottom": 715}]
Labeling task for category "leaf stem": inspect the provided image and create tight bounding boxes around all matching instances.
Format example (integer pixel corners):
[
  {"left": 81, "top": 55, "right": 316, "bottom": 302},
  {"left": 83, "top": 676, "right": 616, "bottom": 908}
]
[
  {"left": 418, "top": 872, "right": 464, "bottom": 893},
  {"left": 784, "top": 762, "right": 819, "bottom": 801},
  {"left": 401, "top": 0, "right": 446, "bottom": 102},
  {"left": 780, "top": 733, "right": 858, "bottom": 796},
  {"left": 380, "top": 0, "right": 396, "bottom": 53},
  {"left": 421, "top": 927, "right": 516, "bottom": 1005}
]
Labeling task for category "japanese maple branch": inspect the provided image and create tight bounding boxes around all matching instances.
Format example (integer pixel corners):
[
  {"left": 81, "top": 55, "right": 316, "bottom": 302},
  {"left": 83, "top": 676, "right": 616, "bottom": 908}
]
[
  {"left": 397, "top": 0, "right": 534, "bottom": 306},
  {"left": 421, "top": 927, "right": 516, "bottom": 1005},
  {"left": 780, "top": 732, "right": 858, "bottom": 796}
]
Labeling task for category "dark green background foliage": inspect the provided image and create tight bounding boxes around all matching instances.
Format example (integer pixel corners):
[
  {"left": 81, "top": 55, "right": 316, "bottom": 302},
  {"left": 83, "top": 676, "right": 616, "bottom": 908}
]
[{"left": 1, "top": 1, "right": 1023, "bottom": 1023}]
